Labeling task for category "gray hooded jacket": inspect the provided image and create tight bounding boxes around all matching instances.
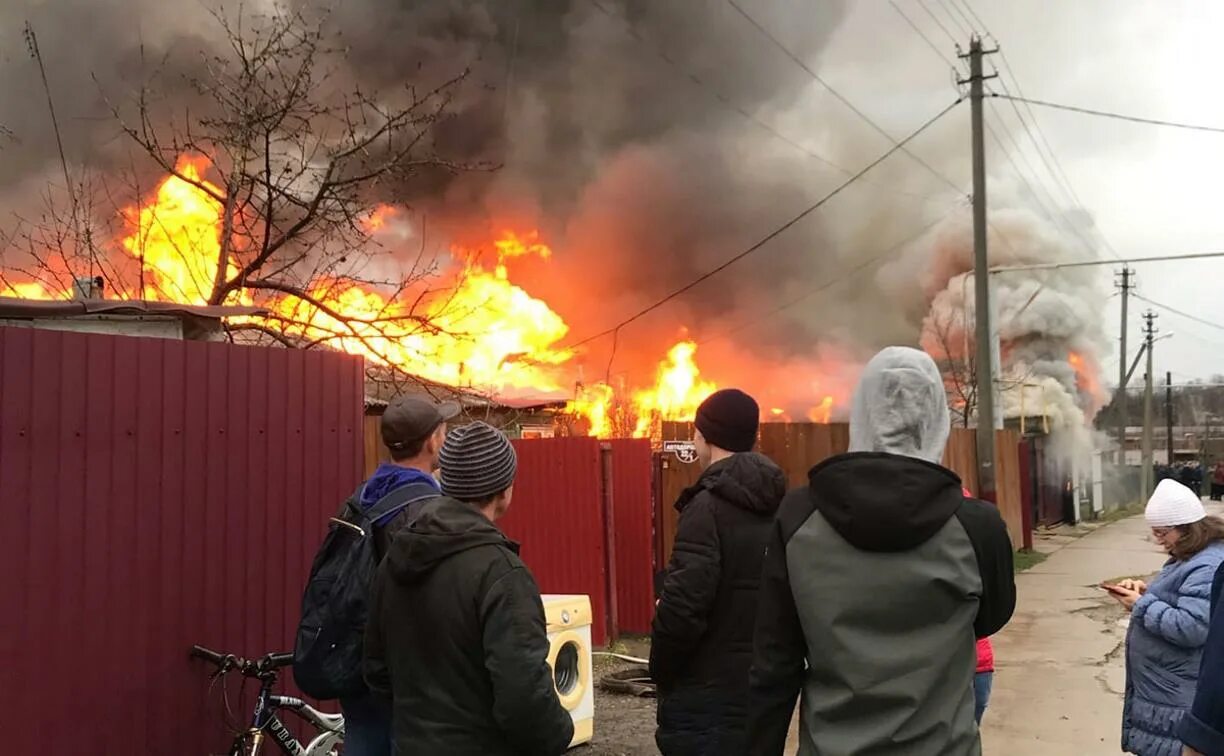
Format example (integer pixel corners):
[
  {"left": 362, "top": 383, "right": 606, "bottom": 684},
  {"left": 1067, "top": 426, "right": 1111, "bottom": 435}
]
[{"left": 747, "top": 347, "right": 1015, "bottom": 756}]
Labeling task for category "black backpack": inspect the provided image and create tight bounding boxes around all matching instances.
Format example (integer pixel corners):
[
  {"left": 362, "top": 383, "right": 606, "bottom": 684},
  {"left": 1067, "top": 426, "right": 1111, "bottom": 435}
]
[{"left": 293, "top": 482, "right": 437, "bottom": 700}]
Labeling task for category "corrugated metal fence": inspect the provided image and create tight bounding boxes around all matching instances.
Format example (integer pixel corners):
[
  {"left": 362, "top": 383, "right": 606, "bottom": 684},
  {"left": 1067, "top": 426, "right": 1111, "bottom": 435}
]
[
  {"left": 657, "top": 422, "right": 1029, "bottom": 563},
  {"left": 0, "top": 326, "right": 365, "bottom": 756},
  {"left": 475, "top": 437, "right": 656, "bottom": 644}
]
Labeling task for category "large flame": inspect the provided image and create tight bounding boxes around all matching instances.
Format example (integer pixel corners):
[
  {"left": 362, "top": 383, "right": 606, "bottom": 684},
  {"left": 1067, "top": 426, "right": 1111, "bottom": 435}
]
[
  {"left": 121, "top": 157, "right": 235, "bottom": 304},
  {"left": 2, "top": 157, "right": 846, "bottom": 437}
]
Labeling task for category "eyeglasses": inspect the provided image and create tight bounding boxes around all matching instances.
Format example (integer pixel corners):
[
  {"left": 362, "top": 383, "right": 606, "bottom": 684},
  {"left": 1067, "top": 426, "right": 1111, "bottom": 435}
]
[{"left": 1151, "top": 527, "right": 1175, "bottom": 539}]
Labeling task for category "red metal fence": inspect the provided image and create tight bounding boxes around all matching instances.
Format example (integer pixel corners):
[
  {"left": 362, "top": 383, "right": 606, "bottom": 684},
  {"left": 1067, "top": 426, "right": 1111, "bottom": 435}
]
[
  {"left": 0, "top": 326, "right": 365, "bottom": 756},
  {"left": 498, "top": 437, "right": 656, "bottom": 644}
]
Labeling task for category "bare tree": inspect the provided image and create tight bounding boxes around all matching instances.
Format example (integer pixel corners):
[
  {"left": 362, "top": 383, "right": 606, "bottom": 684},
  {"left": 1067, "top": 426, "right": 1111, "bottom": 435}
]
[
  {"left": 924, "top": 308, "right": 977, "bottom": 428},
  {"left": 4, "top": 6, "right": 485, "bottom": 377}
]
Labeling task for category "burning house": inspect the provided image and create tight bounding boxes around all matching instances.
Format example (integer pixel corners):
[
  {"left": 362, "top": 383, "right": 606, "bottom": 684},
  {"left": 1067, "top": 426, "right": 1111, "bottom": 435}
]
[{"left": 0, "top": 1, "right": 1108, "bottom": 452}]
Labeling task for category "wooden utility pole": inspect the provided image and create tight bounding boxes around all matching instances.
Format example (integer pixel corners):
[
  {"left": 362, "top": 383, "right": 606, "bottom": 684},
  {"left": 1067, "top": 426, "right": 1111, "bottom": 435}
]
[{"left": 961, "top": 37, "right": 999, "bottom": 499}]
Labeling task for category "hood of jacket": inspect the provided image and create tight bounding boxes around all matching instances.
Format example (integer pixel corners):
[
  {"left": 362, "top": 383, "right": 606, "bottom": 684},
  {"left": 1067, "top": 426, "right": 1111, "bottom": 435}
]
[
  {"left": 848, "top": 346, "right": 950, "bottom": 464},
  {"left": 676, "top": 452, "right": 787, "bottom": 515},
  {"left": 809, "top": 452, "right": 964, "bottom": 552},
  {"left": 385, "top": 496, "right": 516, "bottom": 584}
]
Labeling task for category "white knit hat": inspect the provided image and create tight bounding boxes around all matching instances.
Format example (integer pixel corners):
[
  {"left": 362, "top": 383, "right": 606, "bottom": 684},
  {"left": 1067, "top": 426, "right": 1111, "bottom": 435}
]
[{"left": 1145, "top": 479, "right": 1207, "bottom": 527}]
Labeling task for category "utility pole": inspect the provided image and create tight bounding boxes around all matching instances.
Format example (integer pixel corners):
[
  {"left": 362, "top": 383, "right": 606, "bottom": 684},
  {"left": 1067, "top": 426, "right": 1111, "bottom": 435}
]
[
  {"left": 961, "top": 36, "right": 999, "bottom": 500},
  {"left": 1166, "top": 371, "right": 1175, "bottom": 467},
  {"left": 1116, "top": 267, "right": 1134, "bottom": 463},
  {"left": 1141, "top": 311, "right": 1158, "bottom": 500}
]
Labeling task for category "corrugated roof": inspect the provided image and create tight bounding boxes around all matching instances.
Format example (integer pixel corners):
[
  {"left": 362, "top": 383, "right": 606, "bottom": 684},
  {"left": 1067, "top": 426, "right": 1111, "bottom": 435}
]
[{"left": 0, "top": 297, "right": 268, "bottom": 319}]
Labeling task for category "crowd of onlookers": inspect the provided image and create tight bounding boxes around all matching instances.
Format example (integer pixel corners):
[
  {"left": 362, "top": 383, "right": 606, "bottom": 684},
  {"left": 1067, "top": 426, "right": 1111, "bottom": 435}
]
[{"left": 292, "top": 345, "right": 1224, "bottom": 756}]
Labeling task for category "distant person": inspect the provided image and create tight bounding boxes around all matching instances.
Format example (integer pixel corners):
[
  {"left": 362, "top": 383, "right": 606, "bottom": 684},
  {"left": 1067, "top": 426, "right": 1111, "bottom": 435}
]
[
  {"left": 293, "top": 395, "right": 455, "bottom": 756},
  {"left": 363, "top": 421, "right": 573, "bottom": 756},
  {"left": 650, "top": 388, "right": 787, "bottom": 755},
  {"left": 1211, "top": 462, "right": 1224, "bottom": 501},
  {"left": 748, "top": 346, "right": 1016, "bottom": 756},
  {"left": 963, "top": 486, "right": 996, "bottom": 725},
  {"left": 1179, "top": 562, "right": 1224, "bottom": 756},
  {"left": 1105, "top": 478, "right": 1224, "bottom": 756}
]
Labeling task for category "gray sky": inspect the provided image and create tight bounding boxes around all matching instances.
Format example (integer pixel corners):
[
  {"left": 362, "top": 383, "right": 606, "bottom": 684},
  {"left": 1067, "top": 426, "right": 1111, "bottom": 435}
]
[{"left": 801, "top": 0, "right": 1224, "bottom": 383}]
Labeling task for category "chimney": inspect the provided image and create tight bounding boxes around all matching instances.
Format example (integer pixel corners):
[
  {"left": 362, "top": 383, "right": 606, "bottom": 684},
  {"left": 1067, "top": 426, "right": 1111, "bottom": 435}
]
[{"left": 72, "top": 276, "right": 104, "bottom": 300}]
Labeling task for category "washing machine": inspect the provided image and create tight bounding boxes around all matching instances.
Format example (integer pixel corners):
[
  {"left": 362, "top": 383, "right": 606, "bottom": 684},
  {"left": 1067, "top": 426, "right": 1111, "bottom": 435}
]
[{"left": 542, "top": 594, "right": 595, "bottom": 748}]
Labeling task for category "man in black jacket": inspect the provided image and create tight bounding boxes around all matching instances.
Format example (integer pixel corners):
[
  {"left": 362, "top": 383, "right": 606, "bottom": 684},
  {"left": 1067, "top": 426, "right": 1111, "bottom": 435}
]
[
  {"left": 651, "top": 388, "right": 787, "bottom": 755},
  {"left": 363, "top": 421, "right": 573, "bottom": 756}
]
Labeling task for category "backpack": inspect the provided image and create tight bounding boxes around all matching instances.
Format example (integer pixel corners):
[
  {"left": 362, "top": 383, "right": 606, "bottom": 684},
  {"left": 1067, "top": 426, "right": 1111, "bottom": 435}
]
[{"left": 293, "top": 482, "right": 437, "bottom": 700}]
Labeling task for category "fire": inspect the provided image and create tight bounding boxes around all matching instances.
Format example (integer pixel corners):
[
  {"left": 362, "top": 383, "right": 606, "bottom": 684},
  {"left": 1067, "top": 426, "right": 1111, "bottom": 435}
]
[
  {"left": 120, "top": 157, "right": 235, "bottom": 304},
  {"left": 265, "top": 234, "right": 572, "bottom": 391},
  {"left": 2, "top": 157, "right": 848, "bottom": 438},
  {"left": 807, "top": 396, "right": 834, "bottom": 423},
  {"left": 1068, "top": 351, "right": 1105, "bottom": 409},
  {"left": 1, "top": 281, "right": 58, "bottom": 299}
]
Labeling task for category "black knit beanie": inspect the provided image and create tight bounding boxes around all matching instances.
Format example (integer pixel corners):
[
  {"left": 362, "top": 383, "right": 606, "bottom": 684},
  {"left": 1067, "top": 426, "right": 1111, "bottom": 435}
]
[{"left": 694, "top": 389, "right": 759, "bottom": 453}]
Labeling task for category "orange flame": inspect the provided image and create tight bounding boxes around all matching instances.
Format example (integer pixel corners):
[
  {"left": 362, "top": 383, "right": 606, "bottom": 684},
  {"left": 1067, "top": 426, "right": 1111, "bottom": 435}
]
[
  {"left": 1068, "top": 351, "right": 1105, "bottom": 409},
  {"left": 807, "top": 396, "right": 834, "bottom": 423},
  {"left": 120, "top": 157, "right": 235, "bottom": 304}
]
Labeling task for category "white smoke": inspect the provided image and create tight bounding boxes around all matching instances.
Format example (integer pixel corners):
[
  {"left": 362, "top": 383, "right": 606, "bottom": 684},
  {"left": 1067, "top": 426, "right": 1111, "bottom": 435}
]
[{"left": 882, "top": 178, "right": 1110, "bottom": 464}]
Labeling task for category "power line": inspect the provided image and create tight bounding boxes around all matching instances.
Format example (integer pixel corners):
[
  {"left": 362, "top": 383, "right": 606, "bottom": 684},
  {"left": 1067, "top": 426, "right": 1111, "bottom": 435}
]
[
  {"left": 988, "top": 64, "right": 1123, "bottom": 260},
  {"left": 699, "top": 202, "right": 964, "bottom": 345},
  {"left": 1132, "top": 293, "right": 1224, "bottom": 335},
  {"left": 934, "top": 0, "right": 974, "bottom": 38},
  {"left": 726, "top": 0, "right": 964, "bottom": 196},
  {"left": 916, "top": 0, "right": 960, "bottom": 47},
  {"left": 888, "top": 0, "right": 960, "bottom": 69},
  {"left": 565, "top": 98, "right": 965, "bottom": 349},
  {"left": 583, "top": 0, "right": 945, "bottom": 201},
  {"left": 952, "top": 0, "right": 991, "bottom": 35},
  {"left": 990, "top": 94, "right": 1224, "bottom": 135}
]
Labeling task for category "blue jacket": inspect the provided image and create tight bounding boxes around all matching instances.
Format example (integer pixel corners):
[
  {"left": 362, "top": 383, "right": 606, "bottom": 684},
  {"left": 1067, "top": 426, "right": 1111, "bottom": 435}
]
[
  {"left": 1179, "top": 563, "right": 1224, "bottom": 755},
  {"left": 1123, "top": 542, "right": 1224, "bottom": 756}
]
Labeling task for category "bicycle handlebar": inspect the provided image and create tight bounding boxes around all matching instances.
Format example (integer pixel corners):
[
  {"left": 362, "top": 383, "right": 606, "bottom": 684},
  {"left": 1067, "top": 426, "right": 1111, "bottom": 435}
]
[{"left": 190, "top": 645, "right": 294, "bottom": 677}]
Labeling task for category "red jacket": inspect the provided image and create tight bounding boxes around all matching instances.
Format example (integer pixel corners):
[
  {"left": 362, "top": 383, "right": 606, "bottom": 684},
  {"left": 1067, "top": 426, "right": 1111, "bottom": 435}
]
[{"left": 963, "top": 487, "right": 995, "bottom": 673}]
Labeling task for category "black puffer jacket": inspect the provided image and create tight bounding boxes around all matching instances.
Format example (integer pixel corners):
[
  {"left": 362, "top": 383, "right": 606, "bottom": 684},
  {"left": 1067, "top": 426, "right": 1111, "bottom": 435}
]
[
  {"left": 650, "top": 452, "right": 788, "bottom": 756},
  {"left": 363, "top": 497, "right": 573, "bottom": 756}
]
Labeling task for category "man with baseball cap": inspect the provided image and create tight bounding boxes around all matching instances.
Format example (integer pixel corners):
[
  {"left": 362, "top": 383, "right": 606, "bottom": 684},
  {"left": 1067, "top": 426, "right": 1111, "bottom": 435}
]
[
  {"left": 333, "top": 395, "right": 458, "bottom": 756},
  {"left": 364, "top": 421, "right": 574, "bottom": 755},
  {"left": 650, "top": 388, "right": 787, "bottom": 755}
]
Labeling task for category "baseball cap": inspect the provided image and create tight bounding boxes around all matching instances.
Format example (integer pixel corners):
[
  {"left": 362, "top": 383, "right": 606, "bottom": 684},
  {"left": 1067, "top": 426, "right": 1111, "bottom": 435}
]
[{"left": 380, "top": 396, "right": 461, "bottom": 452}]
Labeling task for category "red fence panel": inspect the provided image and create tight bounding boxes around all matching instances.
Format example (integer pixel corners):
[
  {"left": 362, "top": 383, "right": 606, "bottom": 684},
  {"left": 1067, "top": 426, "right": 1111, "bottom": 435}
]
[
  {"left": 501, "top": 437, "right": 609, "bottom": 645},
  {"left": 606, "top": 439, "right": 655, "bottom": 634},
  {"left": 0, "top": 327, "right": 364, "bottom": 756}
]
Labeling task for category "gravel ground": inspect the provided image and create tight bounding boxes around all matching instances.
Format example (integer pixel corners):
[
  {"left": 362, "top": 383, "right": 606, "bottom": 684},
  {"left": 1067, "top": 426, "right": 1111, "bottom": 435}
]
[{"left": 583, "top": 639, "right": 658, "bottom": 756}]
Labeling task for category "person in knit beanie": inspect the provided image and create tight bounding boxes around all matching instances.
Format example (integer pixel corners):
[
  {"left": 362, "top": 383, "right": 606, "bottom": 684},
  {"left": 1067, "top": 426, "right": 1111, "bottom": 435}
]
[
  {"left": 364, "top": 421, "right": 574, "bottom": 756},
  {"left": 651, "top": 388, "right": 787, "bottom": 755},
  {"left": 1111, "top": 478, "right": 1224, "bottom": 755}
]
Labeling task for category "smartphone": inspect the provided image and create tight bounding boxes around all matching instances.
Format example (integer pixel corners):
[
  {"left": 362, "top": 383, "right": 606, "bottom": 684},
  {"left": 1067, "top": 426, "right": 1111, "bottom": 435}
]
[{"left": 1100, "top": 582, "right": 1128, "bottom": 595}]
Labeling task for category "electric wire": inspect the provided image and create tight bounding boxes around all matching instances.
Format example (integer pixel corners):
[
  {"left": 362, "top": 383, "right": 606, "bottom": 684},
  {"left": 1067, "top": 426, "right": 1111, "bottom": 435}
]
[
  {"left": 1132, "top": 293, "right": 1224, "bottom": 336},
  {"left": 699, "top": 201, "right": 964, "bottom": 346},
  {"left": 991, "top": 94, "right": 1224, "bottom": 135},
  {"left": 565, "top": 98, "right": 965, "bottom": 349},
  {"left": 888, "top": 0, "right": 960, "bottom": 70},
  {"left": 583, "top": 0, "right": 941, "bottom": 201},
  {"left": 726, "top": 0, "right": 965, "bottom": 196}
]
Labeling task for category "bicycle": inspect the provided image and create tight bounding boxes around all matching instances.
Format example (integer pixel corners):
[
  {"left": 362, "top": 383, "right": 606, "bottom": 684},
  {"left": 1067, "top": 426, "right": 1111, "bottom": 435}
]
[{"left": 190, "top": 645, "right": 345, "bottom": 755}]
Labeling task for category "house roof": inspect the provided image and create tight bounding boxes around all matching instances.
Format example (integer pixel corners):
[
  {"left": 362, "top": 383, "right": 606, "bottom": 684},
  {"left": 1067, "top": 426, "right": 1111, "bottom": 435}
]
[{"left": 0, "top": 297, "right": 268, "bottom": 320}]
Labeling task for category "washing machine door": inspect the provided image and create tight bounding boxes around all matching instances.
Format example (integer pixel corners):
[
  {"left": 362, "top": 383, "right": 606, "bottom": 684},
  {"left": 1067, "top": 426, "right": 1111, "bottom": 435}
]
[{"left": 548, "top": 629, "right": 591, "bottom": 712}]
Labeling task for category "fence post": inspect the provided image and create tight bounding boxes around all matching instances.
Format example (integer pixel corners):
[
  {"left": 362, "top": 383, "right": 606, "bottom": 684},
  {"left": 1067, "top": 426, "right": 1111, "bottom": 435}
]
[{"left": 600, "top": 443, "right": 619, "bottom": 645}]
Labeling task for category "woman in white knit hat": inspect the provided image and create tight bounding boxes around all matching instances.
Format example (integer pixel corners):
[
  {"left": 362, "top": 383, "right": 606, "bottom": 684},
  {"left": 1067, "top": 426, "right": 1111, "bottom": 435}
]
[{"left": 1108, "top": 478, "right": 1224, "bottom": 756}]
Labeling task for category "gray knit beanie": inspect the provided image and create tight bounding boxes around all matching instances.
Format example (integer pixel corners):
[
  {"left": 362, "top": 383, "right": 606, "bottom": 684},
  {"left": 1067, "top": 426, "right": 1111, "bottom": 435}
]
[{"left": 438, "top": 421, "right": 518, "bottom": 501}]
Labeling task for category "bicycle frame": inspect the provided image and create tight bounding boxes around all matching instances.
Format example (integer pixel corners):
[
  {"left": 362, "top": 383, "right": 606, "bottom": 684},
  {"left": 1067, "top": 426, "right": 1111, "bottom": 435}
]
[{"left": 234, "top": 676, "right": 344, "bottom": 756}]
